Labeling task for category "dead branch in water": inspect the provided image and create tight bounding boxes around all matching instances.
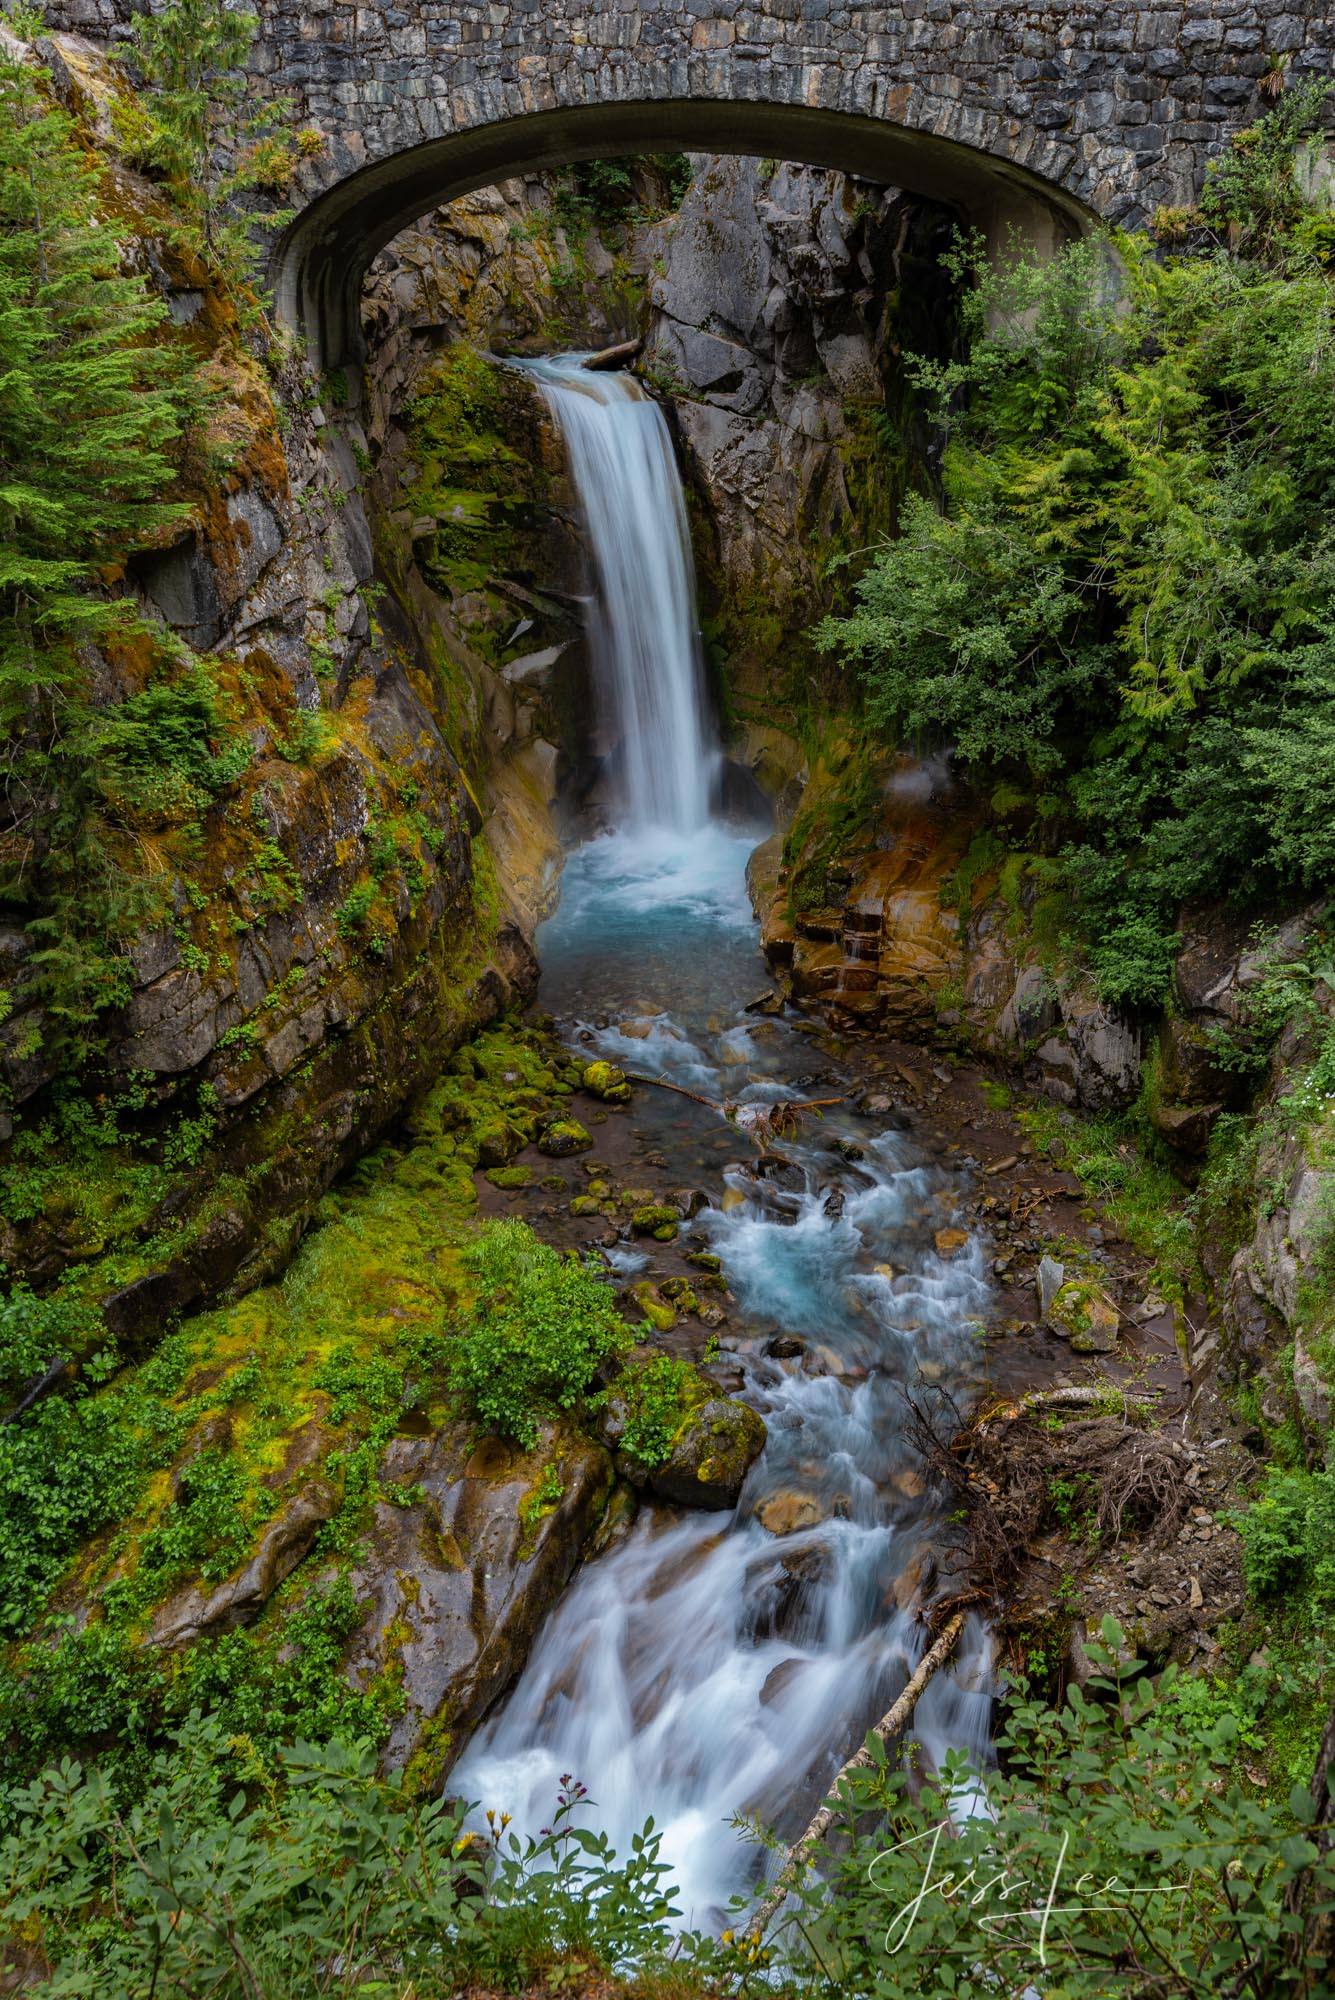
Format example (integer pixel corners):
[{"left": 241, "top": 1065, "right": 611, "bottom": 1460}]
[
  {"left": 624, "top": 1073, "right": 842, "bottom": 1152},
  {"left": 753, "top": 1609, "right": 967, "bottom": 1932}
]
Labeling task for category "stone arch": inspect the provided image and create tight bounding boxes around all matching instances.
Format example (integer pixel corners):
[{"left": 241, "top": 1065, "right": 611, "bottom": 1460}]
[{"left": 276, "top": 98, "right": 1091, "bottom": 370}]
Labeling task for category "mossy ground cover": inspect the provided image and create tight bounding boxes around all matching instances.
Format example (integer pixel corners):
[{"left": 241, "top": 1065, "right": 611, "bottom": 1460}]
[
  {"left": 0, "top": 1019, "right": 708, "bottom": 1801},
  {"left": 0, "top": 1023, "right": 583, "bottom": 1773}
]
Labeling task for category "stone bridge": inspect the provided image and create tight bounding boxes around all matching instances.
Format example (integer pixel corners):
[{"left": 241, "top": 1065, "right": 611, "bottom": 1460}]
[{"left": 43, "top": 0, "right": 1335, "bottom": 362}]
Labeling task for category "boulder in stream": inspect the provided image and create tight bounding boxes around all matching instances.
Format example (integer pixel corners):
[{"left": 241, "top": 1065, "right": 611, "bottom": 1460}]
[
  {"left": 343, "top": 1418, "right": 613, "bottom": 1788},
  {"left": 538, "top": 1119, "right": 592, "bottom": 1157},
  {"left": 647, "top": 1397, "right": 766, "bottom": 1509}
]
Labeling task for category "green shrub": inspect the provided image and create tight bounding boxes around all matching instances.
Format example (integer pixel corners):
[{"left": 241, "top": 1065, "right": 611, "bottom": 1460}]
[
  {"left": 0, "top": 1717, "right": 679, "bottom": 1997},
  {"left": 1235, "top": 1463, "right": 1335, "bottom": 1604},
  {"left": 447, "top": 1221, "right": 632, "bottom": 1449},
  {"left": 4, "top": 1625, "right": 1335, "bottom": 1996},
  {"left": 608, "top": 1355, "right": 697, "bottom": 1469},
  {"left": 817, "top": 87, "right": 1335, "bottom": 1008},
  {"left": 86, "top": 667, "right": 250, "bottom": 826}
]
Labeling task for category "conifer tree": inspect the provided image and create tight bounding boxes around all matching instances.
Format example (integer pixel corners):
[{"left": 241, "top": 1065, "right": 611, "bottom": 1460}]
[{"left": 0, "top": 15, "right": 192, "bottom": 1043}]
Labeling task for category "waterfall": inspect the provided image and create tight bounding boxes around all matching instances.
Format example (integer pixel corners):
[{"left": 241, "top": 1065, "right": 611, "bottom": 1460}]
[{"left": 526, "top": 358, "right": 715, "bottom": 835}]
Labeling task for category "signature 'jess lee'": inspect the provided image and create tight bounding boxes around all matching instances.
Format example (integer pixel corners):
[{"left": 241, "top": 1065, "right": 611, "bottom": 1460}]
[{"left": 869, "top": 1824, "right": 1192, "bottom": 1966}]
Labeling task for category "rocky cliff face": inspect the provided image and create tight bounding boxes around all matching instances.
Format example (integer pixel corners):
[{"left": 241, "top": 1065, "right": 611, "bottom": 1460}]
[
  {"left": 641, "top": 155, "right": 956, "bottom": 711},
  {"left": 0, "top": 49, "right": 622, "bottom": 1330}
]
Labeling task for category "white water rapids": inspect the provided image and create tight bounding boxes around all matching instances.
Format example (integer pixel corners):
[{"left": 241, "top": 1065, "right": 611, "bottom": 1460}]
[{"left": 452, "top": 363, "right": 995, "bottom": 1926}]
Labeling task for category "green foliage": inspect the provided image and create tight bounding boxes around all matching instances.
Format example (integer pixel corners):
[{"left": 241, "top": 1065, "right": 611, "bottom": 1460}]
[
  {"left": 85, "top": 664, "right": 251, "bottom": 825},
  {"left": 608, "top": 1354, "right": 697, "bottom": 1469},
  {"left": 4, "top": 1627, "right": 1335, "bottom": 1996},
  {"left": 129, "top": 0, "right": 293, "bottom": 303},
  {"left": 447, "top": 1220, "right": 632, "bottom": 1449},
  {"left": 735, "top": 1622, "right": 1333, "bottom": 1996},
  {"left": 0, "top": 1286, "right": 97, "bottom": 1400},
  {"left": 1234, "top": 1462, "right": 1335, "bottom": 1605},
  {"left": 0, "top": 25, "right": 202, "bottom": 1053},
  {"left": 819, "top": 90, "right": 1335, "bottom": 1005},
  {"left": 133, "top": 1450, "right": 260, "bottom": 1591},
  {"left": 0, "top": 1718, "right": 680, "bottom": 1997},
  {"left": 0, "top": 1330, "right": 195, "bottom": 1638},
  {"left": 1017, "top": 1093, "right": 1197, "bottom": 1294}
]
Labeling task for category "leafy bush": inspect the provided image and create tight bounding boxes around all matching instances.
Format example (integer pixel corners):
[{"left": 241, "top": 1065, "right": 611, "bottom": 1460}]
[
  {"left": 747, "top": 1621, "right": 1334, "bottom": 1997},
  {"left": 818, "top": 87, "right": 1335, "bottom": 1006},
  {"left": 447, "top": 1222, "right": 632, "bottom": 1449},
  {"left": 4, "top": 1627, "right": 1334, "bottom": 1996},
  {"left": 86, "top": 667, "right": 250, "bottom": 826},
  {"left": 0, "top": 1287, "right": 97, "bottom": 1401},
  {"left": 0, "top": 1718, "right": 680, "bottom": 1997},
  {"left": 0, "top": 1331, "right": 195, "bottom": 1637},
  {"left": 608, "top": 1354, "right": 697, "bottom": 1469},
  {"left": 1235, "top": 1463, "right": 1335, "bottom": 1604}
]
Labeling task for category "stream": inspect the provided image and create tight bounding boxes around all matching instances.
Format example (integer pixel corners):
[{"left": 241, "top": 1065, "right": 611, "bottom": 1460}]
[{"left": 452, "top": 360, "right": 996, "bottom": 1925}]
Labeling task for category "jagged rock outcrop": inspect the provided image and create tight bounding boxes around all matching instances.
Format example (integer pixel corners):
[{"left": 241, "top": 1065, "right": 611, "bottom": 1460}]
[
  {"left": 343, "top": 1418, "right": 614, "bottom": 1786},
  {"left": 747, "top": 748, "right": 1144, "bottom": 1113},
  {"left": 0, "top": 41, "right": 564, "bottom": 1316},
  {"left": 642, "top": 157, "right": 954, "bottom": 696}
]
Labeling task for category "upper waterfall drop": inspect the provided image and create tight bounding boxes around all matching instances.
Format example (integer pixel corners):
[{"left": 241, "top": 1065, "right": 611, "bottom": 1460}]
[{"left": 526, "top": 357, "right": 715, "bottom": 836}]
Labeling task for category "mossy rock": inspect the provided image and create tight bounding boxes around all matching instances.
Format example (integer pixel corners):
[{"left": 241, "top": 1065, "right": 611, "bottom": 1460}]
[
  {"left": 538, "top": 1120, "right": 592, "bottom": 1158},
  {"left": 569, "top": 1193, "right": 600, "bottom": 1216},
  {"left": 476, "top": 1119, "right": 526, "bottom": 1169},
  {"left": 485, "top": 1164, "right": 533, "bottom": 1190},
  {"left": 631, "top": 1204, "right": 680, "bottom": 1239},
  {"left": 1048, "top": 1279, "right": 1119, "bottom": 1354},
  {"left": 582, "top": 1060, "right": 632, "bottom": 1105},
  {"left": 632, "top": 1281, "right": 677, "bottom": 1333},
  {"left": 648, "top": 1397, "right": 767, "bottom": 1510},
  {"left": 687, "top": 1251, "right": 723, "bottom": 1273}
]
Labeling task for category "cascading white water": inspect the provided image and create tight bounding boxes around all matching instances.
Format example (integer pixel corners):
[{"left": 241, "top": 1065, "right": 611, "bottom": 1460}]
[
  {"left": 454, "top": 353, "right": 994, "bottom": 1924},
  {"left": 452, "top": 830, "right": 997, "bottom": 1927},
  {"left": 525, "top": 358, "right": 715, "bottom": 835}
]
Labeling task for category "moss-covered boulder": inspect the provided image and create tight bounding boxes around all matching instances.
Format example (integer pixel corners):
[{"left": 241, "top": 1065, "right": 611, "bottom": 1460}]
[
  {"left": 537, "top": 1119, "right": 592, "bottom": 1158},
  {"left": 648, "top": 1397, "right": 766, "bottom": 1510},
  {"left": 475, "top": 1119, "right": 527, "bottom": 1169},
  {"left": 632, "top": 1281, "right": 677, "bottom": 1332},
  {"left": 1048, "top": 1280, "right": 1119, "bottom": 1354},
  {"left": 485, "top": 1164, "right": 532, "bottom": 1190},
  {"left": 582, "top": 1060, "right": 632, "bottom": 1105},
  {"left": 630, "top": 1203, "right": 680, "bottom": 1240}
]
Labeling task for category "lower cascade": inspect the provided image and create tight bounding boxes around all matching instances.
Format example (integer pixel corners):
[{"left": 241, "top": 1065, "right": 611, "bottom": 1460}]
[{"left": 452, "top": 359, "right": 995, "bottom": 1922}]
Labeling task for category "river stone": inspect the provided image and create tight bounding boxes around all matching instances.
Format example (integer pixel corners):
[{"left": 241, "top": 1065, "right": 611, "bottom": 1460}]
[
  {"left": 630, "top": 1204, "right": 680, "bottom": 1238},
  {"left": 755, "top": 1489, "right": 826, "bottom": 1537},
  {"left": 934, "top": 1227, "right": 969, "bottom": 1258},
  {"left": 1038, "top": 1255, "right": 1066, "bottom": 1320},
  {"left": 582, "top": 1059, "right": 632, "bottom": 1104},
  {"left": 647, "top": 1397, "right": 766, "bottom": 1510},
  {"left": 342, "top": 1418, "right": 613, "bottom": 1786},
  {"left": 538, "top": 1119, "right": 592, "bottom": 1157},
  {"left": 1048, "top": 1280, "right": 1119, "bottom": 1354}
]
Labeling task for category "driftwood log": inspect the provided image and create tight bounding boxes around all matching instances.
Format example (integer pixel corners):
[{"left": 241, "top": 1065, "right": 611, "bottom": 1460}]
[
  {"left": 581, "top": 338, "right": 643, "bottom": 372},
  {"left": 753, "top": 1608, "right": 968, "bottom": 1932}
]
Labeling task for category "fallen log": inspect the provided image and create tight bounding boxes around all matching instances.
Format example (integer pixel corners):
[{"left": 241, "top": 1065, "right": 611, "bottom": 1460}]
[
  {"left": 581, "top": 338, "right": 643, "bottom": 372},
  {"left": 970, "top": 1384, "right": 1149, "bottom": 1439},
  {"left": 753, "top": 1608, "right": 967, "bottom": 1932}
]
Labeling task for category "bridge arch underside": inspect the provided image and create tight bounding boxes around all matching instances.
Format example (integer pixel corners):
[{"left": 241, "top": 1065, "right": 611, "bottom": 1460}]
[{"left": 276, "top": 98, "right": 1090, "bottom": 369}]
